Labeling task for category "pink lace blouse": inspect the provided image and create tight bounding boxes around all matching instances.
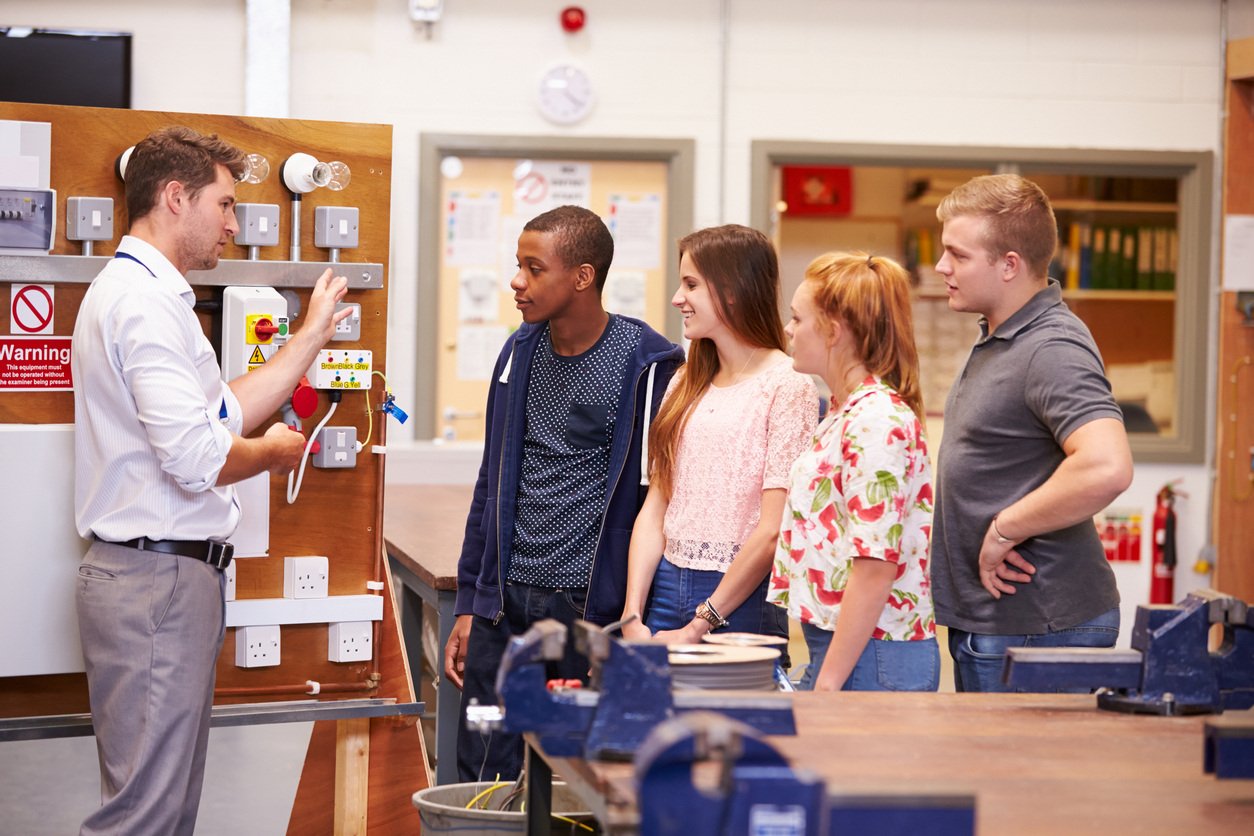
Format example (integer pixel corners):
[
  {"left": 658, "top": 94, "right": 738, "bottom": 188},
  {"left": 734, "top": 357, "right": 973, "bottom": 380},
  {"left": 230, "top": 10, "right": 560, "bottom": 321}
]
[{"left": 662, "top": 355, "right": 818, "bottom": 571}]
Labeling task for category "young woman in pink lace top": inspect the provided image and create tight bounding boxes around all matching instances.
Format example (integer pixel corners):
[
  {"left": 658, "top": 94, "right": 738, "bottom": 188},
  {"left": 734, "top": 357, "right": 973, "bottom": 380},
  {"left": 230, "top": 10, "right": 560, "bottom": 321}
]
[
  {"left": 769, "top": 252, "right": 938, "bottom": 691},
  {"left": 619, "top": 225, "right": 817, "bottom": 648}
]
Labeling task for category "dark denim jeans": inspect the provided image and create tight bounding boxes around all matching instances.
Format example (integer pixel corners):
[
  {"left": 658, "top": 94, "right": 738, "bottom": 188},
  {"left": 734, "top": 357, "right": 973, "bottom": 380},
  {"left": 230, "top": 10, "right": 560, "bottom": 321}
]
[
  {"left": 947, "top": 606, "right": 1121, "bottom": 693},
  {"left": 644, "top": 557, "right": 790, "bottom": 669},
  {"left": 456, "top": 581, "right": 589, "bottom": 782},
  {"left": 799, "top": 621, "right": 939, "bottom": 691}
]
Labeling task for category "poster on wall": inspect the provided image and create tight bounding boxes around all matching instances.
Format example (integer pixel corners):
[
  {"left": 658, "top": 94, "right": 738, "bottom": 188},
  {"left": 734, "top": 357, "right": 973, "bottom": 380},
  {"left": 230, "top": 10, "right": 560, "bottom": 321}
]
[
  {"left": 513, "top": 160, "right": 591, "bottom": 215},
  {"left": 781, "top": 165, "right": 853, "bottom": 217},
  {"left": 607, "top": 194, "right": 661, "bottom": 269},
  {"left": 456, "top": 324, "right": 510, "bottom": 381},
  {"left": 1223, "top": 214, "right": 1254, "bottom": 291},
  {"left": 604, "top": 270, "right": 647, "bottom": 320},
  {"left": 446, "top": 191, "right": 501, "bottom": 266},
  {"left": 499, "top": 214, "right": 529, "bottom": 291},
  {"left": 458, "top": 268, "right": 499, "bottom": 322}
]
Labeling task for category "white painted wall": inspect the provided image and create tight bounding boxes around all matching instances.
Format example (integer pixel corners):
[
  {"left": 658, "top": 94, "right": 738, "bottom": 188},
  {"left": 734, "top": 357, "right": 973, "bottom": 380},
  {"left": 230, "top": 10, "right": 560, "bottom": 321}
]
[{"left": 4, "top": 0, "right": 1233, "bottom": 614}]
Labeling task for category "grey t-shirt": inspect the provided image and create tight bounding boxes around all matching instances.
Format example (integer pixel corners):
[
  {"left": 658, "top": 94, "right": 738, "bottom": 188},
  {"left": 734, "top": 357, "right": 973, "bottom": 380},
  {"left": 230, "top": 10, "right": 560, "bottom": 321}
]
[
  {"left": 931, "top": 280, "right": 1123, "bottom": 635},
  {"left": 508, "top": 315, "right": 641, "bottom": 588}
]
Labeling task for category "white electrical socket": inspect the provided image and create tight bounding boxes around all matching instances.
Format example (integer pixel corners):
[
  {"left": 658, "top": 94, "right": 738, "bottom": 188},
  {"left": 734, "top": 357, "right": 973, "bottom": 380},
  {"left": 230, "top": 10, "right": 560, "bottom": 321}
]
[
  {"left": 224, "top": 561, "right": 237, "bottom": 602},
  {"left": 283, "top": 556, "right": 329, "bottom": 599},
  {"left": 235, "top": 624, "right": 281, "bottom": 668},
  {"left": 328, "top": 621, "right": 373, "bottom": 663}
]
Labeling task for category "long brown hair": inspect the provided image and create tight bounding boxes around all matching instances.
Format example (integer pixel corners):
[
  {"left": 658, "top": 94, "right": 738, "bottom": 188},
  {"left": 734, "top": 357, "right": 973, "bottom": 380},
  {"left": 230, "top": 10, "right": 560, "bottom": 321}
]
[
  {"left": 649, "top": 225, "right": 786, "bottom": 499},
  {"left": 804, "top": 252, "right": 925, "bottom": 421}
]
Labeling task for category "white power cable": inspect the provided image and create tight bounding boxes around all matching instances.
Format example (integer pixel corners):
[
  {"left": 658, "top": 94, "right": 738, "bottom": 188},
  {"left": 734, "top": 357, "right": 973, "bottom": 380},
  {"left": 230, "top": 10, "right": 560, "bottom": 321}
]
[{"left": 286, "top": 399, "right": 338, "bottom": 504}]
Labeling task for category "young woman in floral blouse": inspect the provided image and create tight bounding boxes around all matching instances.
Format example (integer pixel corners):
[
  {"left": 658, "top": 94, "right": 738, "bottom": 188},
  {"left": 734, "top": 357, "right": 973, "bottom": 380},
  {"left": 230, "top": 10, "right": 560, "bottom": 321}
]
[
  {"left": 619, "top": 225, "right": 816, "bottom": 648},
  {"left": 769, "top": 252, "right": 939, "bottom": 691}
]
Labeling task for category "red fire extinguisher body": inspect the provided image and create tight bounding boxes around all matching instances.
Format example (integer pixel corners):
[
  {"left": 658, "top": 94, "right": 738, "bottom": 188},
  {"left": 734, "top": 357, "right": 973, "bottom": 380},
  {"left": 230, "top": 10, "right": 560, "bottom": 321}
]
[{"left": 1150, "top": 486, "right": 1177, "bottom": 604}]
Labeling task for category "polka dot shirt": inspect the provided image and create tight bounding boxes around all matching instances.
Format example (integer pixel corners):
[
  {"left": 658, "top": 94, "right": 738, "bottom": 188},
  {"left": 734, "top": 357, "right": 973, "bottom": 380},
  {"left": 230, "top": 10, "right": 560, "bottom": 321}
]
[{"left": 508, "top": 315, "right": 642, "bottom": 588}]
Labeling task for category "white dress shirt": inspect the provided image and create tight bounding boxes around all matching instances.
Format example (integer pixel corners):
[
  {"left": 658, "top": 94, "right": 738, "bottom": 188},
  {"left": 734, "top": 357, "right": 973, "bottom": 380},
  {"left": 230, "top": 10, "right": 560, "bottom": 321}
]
[{"left": 73, "top": 235, "right": 243, "bottom": 542}]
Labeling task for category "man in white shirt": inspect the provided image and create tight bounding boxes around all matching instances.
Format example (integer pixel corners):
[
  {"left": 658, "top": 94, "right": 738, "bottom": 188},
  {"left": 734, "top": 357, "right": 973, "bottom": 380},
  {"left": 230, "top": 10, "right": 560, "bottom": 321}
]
[{"left": 72, "top": 126, "right": 350, "bottom": 836}]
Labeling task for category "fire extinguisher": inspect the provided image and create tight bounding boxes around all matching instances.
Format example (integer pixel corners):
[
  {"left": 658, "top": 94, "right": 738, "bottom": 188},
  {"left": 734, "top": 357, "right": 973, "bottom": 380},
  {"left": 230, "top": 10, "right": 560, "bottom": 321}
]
[{"left": 1150, "top": 484, "right": 1177, "bottom": 604}]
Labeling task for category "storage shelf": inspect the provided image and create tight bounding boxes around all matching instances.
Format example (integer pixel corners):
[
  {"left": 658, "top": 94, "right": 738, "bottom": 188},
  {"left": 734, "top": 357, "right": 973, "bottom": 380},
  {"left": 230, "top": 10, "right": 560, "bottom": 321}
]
[
  {"left": 1052, "top": 199, "right": 1177, "bottom": 214},
  {"left": 1063, "top": 289, "right": 1175, "bottom": 301},
  {"left": 913, "top": 287, "right": 1174, "bottom": 302}
]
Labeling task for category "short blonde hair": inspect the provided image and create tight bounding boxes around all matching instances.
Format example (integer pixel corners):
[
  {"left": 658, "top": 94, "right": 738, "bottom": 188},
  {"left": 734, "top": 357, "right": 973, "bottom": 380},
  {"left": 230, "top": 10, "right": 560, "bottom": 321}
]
[{"left": 937, "top": 174, "right": 1057, "bottom": 278}]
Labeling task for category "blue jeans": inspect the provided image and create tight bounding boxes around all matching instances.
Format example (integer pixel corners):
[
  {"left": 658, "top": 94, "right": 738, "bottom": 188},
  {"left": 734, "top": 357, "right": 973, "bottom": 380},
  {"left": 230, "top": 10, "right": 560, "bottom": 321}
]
[
  {"left": 799, "top": 621, "right": 939, "bottom": 691},
  {"left": 456, "top": 582, "right": 589, "bottom": 782},
  {"left": 644, "top": 557, "right": 790, "bottom": 668},
  {"left": 947, "top": 606, "right": 1121, "bottom": 693}
]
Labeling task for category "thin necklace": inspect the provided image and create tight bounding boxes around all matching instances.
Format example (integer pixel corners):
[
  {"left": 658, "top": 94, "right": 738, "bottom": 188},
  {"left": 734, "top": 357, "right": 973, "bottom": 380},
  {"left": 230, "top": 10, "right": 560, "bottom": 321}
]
[{"left": 731, "top": 347, "right": 760, "bottom": 382}]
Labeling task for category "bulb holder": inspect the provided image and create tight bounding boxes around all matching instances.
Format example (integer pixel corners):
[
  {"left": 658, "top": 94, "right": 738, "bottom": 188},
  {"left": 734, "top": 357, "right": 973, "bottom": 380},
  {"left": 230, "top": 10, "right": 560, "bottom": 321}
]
[
  {"left": 115, "top": 146, "right": 135, "bottom": 182},
  {"left": 282, "top": 152, "right": 350, "bottom": 194}
]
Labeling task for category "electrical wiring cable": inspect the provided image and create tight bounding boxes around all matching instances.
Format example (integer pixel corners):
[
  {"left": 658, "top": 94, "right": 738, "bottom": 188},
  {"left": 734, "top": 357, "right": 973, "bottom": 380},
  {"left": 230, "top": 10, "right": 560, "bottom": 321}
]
[{"left": 287, "top": 397, "right": 338, "bottom": 504}]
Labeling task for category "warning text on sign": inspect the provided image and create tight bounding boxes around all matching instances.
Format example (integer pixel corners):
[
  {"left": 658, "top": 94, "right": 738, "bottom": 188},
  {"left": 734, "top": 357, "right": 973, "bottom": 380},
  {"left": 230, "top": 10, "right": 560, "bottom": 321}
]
[{"left": 0, "top": 336, "right": 74, "bottom": 390}]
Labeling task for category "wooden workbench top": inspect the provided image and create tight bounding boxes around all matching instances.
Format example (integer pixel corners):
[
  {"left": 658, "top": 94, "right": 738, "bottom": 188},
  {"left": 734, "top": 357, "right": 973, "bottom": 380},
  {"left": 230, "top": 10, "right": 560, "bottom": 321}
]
[
  {"left": 383, "top": 484, "right": 474, "bottom": 591},
  {"left": 542, "top": 692, "right": 1254, "bottom": 834}
]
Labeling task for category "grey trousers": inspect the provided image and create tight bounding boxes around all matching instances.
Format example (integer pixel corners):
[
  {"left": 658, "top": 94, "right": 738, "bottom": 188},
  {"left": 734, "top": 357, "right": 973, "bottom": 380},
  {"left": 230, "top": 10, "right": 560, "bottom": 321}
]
[{"left": 76, "top": 540, "right": 225, "bottom": 836}]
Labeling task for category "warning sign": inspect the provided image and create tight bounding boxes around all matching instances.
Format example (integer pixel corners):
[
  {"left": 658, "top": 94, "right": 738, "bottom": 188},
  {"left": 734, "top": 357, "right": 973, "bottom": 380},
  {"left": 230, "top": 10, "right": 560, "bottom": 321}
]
[
  {"left": 0, "top": 336, "right": 73, "bottom": 390},
  {"left": 10, "top": 284, "right": 55, "bottom": 335},
  {"left": 248, "top": 346, "right": 266, "bottom": 365}
]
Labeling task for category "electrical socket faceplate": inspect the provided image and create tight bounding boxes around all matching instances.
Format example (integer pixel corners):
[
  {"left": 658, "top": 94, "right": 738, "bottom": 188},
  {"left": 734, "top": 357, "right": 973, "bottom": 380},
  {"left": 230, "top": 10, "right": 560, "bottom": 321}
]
[
  {"left": 234, "top": 203, "right": 281, "bottom": 247},
  {"left": 224, "top": 560, "right": 237, "bottom": 602},
  {"left": 307, "top": 349, "right": 372, "bottom": 390},
  {"left": 235, "top": 624, "right": 281, "bottom": 668},
  {"left": 283, "top": 555, "right": 329, "bottom": 599},
  {"left": 332, "top": 302, "right": 361, "bottom": 341},
  {"left": 313, "top": 426, "right": 358, "bottom": 469},
  {"left": 328, "top": 621, "right": 373, "bottom": 663},
  {"left": 314, "top": 205, "right": 359, "bottom": 249},
  {"left": 65, "top": 196, "right": 114, "bottom": 242}
]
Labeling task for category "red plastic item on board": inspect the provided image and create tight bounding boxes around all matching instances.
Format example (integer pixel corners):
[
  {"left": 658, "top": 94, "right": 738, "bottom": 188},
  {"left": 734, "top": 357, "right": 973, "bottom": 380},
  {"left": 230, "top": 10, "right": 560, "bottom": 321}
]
[{"left": 1150, "top": 484, "right": 1178, "bottom": 604}]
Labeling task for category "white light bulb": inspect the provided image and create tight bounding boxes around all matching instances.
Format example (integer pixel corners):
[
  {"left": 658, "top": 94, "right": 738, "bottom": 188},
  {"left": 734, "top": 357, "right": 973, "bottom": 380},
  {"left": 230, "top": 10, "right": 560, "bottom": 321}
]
[{"left": 325, "top": 161, "right": 351, "bottom": 191}]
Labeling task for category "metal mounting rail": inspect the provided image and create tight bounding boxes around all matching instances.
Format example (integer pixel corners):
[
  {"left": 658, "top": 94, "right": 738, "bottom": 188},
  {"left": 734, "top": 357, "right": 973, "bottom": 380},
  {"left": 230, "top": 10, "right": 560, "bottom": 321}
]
[
  {"left": 0, "top": 698, "right": 423, "bottom": 742},
  {"left": 0, "top": 254, "right": 384, "bottom": 289}
]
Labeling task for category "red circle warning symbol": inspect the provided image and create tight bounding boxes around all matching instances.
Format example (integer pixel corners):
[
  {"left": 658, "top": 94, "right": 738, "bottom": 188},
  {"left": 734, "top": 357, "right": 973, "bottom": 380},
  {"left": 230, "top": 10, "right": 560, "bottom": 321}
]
[
  {"left": 11, "top": 285, "right": 54, "bottom": 335},
  {"left": 515, "top": 171, "right": 549, "bottom": 205}
]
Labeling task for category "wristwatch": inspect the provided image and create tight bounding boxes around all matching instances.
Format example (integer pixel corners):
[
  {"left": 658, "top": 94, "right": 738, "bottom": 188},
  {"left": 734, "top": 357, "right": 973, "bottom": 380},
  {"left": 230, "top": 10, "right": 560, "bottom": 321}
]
[{"left": 694, "top": 599, "right": 728, "bottom": 630}]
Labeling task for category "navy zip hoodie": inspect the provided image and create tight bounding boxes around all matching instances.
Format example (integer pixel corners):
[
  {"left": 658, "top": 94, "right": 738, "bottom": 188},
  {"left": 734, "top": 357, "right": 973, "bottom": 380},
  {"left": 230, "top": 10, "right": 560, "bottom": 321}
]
[{"left": 454, "top": 315, "right": 684, "bottom": 626}]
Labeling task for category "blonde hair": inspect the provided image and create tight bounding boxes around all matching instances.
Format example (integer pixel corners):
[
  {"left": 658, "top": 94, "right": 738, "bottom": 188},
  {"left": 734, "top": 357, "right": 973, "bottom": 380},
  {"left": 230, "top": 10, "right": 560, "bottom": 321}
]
[
  {"left": 936, "top": 173, "right": 1057, "bottom": 278},
  {"left": 804, "top": 252, "right": 925, "bottom": 421},
  {"left": 649, "top": 225, "right": 786, "bottom": 499}
]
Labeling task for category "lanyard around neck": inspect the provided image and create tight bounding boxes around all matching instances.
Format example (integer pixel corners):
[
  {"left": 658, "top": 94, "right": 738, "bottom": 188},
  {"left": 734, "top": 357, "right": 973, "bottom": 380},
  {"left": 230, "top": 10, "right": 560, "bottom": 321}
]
[{"left": 113, "top": 250, "right": 156, "bottom": 278}]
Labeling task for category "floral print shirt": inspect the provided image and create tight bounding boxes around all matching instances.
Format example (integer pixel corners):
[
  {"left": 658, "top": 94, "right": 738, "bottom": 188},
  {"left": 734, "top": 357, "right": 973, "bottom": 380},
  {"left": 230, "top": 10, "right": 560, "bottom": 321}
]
[{"left": 768, "top": 377, "right": 936, "bottom": 641}]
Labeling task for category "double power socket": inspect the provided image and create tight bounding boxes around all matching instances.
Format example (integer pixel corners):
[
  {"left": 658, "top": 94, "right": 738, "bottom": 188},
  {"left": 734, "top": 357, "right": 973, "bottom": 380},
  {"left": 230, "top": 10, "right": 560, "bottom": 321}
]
[{"left": 233, "top": 556, "right": 373, "bottom": 667}]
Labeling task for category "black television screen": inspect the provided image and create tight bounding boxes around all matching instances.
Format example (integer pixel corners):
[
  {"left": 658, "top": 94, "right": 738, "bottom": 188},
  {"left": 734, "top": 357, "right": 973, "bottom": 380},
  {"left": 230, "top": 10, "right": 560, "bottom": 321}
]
[{"left": 0, "top": 27, "right": 131, "bottom": 108}]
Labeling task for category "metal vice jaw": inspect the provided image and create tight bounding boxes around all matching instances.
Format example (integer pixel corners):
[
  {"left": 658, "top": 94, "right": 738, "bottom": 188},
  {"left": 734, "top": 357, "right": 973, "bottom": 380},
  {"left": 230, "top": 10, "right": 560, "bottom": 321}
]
[
  {"left": 484, "top": 618, "right": 795, "bottom": 761},
  {"left": 636, "top": 712, "right": 974, "bottom": 836},
  {"left": 1004, "top": 589, "right": 1254, "bottom": 715},
  {"left": 482, "top": 618, "right": 675, "bottom": 758}
]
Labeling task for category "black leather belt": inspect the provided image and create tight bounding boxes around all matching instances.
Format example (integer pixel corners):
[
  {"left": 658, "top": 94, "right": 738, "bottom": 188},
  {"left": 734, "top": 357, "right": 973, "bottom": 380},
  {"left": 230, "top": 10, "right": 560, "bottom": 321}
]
[{"left": 97, "top": 536, "right": 234, "bottom": 570}]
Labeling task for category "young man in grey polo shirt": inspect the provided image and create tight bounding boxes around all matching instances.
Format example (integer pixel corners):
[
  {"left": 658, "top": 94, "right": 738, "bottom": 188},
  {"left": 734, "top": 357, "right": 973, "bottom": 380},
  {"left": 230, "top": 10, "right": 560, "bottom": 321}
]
[{"left": 930, "top": 174, "right": 1134, "bottom": 692}]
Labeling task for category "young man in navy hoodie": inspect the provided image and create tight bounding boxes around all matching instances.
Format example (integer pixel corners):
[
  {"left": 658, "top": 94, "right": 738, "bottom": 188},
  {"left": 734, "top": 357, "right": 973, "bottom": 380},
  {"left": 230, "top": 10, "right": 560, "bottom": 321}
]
[{"left": 442, "top": 205, "right": 684, "bottom": 781}]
